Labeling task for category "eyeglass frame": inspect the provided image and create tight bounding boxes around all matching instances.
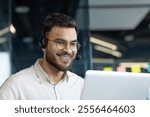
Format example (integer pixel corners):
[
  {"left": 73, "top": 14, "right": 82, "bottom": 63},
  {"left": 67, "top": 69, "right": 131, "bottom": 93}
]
[{"left": 47, "top": 38, "right": 81, "bottom": 51}]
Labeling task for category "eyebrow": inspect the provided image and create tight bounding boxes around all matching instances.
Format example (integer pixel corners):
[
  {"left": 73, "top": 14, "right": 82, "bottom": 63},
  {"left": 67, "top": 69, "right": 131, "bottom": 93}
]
[
  {"left": 71, "top": 40, "right": 78, "bottom": 42},
  {"left": 55, "top": 38, "right": 78, "bottom": 42}
]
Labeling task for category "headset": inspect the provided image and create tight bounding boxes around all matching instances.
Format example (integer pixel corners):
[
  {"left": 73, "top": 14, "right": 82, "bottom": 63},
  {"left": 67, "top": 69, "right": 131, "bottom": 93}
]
[{"left": 39, "top": 37, "right": 48, "bottom": 49}]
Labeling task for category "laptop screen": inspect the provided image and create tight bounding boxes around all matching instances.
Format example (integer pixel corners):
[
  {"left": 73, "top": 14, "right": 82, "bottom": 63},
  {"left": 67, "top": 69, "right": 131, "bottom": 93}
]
[{"left": 81, "top": 70, "right": 150, "bottom": 100}]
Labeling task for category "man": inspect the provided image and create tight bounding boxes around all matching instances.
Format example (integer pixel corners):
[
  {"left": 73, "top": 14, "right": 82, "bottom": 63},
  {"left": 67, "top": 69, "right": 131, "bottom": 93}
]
[{"left": 0, "top": 13, "right": 84, "bottom": 100}]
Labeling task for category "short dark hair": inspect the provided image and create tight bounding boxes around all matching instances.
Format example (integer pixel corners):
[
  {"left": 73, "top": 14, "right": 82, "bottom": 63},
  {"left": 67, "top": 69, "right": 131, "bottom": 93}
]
[{"left": 42, "top": 12, "right": 78, "bottom": 38}]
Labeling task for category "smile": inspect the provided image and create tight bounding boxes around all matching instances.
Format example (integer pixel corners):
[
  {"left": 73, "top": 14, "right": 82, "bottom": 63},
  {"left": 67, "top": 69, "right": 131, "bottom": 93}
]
[{"left": 59, "top": 55, "right": 72, "bottom": 63}]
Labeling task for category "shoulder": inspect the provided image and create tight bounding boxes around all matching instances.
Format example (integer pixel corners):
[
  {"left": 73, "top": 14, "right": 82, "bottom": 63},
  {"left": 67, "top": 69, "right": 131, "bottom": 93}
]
[
  {"left": 0, "top": 66, "right": 36, "bottom": 99},
  {"left": 12, "top": 66, "right": 35, "bottom": 79},
  {"left": 3, "top": 66, "right": 36, "bottom": 86},
  {"left": 67, "top": 71, "right": 83, "bottom": 78},
  {"left": 67, "top": 71, "right": 84, "bottom": 83}
]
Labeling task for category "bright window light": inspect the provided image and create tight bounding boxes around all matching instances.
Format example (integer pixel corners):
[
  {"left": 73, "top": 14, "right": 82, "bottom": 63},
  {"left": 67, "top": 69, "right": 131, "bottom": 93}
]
[{"left": 0, "top": 52, "right": 11, "bottom": 86}]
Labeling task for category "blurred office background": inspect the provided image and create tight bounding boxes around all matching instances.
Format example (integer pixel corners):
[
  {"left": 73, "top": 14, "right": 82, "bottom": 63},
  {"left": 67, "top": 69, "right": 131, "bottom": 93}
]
[{"left": 1, "top": 0, "right": 150, "bottom": 86}]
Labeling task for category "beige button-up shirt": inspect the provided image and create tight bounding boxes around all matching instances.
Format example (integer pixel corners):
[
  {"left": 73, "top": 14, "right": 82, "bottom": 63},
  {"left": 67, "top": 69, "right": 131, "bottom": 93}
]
[{"left": 0, "top": 59, "right": 84, "bottom": 100}]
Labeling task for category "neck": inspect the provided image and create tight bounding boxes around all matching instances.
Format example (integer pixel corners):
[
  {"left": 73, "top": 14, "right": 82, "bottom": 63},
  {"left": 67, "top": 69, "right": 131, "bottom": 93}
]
[{"left": 39, "top": 59, "right": 66, "bottom": 84}]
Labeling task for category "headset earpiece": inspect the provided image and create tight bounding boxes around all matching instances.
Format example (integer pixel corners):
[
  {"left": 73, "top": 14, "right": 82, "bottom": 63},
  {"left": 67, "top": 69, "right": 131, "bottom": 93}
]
[{"left": 39, "top": 37, "right": 47, "bottom": 48}]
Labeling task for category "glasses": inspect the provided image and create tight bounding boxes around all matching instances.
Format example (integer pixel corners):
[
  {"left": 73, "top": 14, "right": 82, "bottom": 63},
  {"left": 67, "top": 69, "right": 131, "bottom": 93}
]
[{"left": 48, "top": 39, "right": 81, "bottom": 51}]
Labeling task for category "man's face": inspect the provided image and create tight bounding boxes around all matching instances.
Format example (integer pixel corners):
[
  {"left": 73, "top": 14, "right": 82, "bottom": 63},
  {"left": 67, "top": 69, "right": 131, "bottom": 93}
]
[{"left": 44, "top": 26, "right": 78, "bottom": 71}]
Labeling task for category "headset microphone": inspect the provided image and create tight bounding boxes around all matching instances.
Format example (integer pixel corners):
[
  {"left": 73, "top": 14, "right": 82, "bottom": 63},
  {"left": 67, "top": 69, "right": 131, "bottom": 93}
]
[{"left": 76, "top": 54, "right": 81, "bottom": 60}]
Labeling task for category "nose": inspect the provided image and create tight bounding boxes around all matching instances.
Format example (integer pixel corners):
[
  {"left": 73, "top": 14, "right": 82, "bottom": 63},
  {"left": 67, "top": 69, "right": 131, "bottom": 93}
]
[{"left": 63, "top": 44, "right": 72, "bottom": 53}]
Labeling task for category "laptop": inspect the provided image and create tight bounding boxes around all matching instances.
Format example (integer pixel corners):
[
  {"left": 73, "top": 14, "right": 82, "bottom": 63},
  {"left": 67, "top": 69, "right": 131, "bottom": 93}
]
[{"left": 81, "top": 70, "right": 150, "bottom": 100}]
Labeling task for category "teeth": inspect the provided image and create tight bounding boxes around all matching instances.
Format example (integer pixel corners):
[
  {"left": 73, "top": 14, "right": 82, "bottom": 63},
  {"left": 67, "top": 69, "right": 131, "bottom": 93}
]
[{"left": 61, "top": 55, "right": 70, "bottom": 62}]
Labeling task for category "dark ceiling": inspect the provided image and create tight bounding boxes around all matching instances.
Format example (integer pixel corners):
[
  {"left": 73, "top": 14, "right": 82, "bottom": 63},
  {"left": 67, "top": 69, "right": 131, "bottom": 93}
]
[
  {"left": 12, "top": 0, "right": 150, "bottom": 61},
  {"left": 12, "top": 0, "right": 79, "bottom": 40},
  {"left": 91, "top": 10, "right": 150, "bottom": 59}
]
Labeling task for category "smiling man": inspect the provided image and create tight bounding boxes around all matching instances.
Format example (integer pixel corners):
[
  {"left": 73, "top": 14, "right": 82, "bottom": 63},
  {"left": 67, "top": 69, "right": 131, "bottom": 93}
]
[{"left": 0, "top": 13, "right": 84, "bottom": 100}]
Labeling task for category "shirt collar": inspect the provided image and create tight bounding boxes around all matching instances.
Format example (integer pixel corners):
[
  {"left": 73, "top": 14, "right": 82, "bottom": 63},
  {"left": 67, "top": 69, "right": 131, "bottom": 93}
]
[{"left": 33, "top": 59, "right": 69, "bottom": 84}]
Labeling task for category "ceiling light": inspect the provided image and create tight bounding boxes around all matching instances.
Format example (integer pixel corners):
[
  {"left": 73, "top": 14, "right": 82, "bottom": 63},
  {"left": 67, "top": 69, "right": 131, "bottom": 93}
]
[
  {"left": 94, "top": 45, "right": 122, "bottom": 58},
  {"left": 10, "top": 24, "right": 16, "bottom": 34},
  {"left": 90, "top": 37, "right": 118, "bottom": 50},
  {"left": 15, "top": 6, "right": 30, "bottom": 14},
  {"left": 0, "top": 27, "right": 9, "bottom": 36},
  {"left": 0, "top": 24, "right": 16, "bottom": 36}
]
